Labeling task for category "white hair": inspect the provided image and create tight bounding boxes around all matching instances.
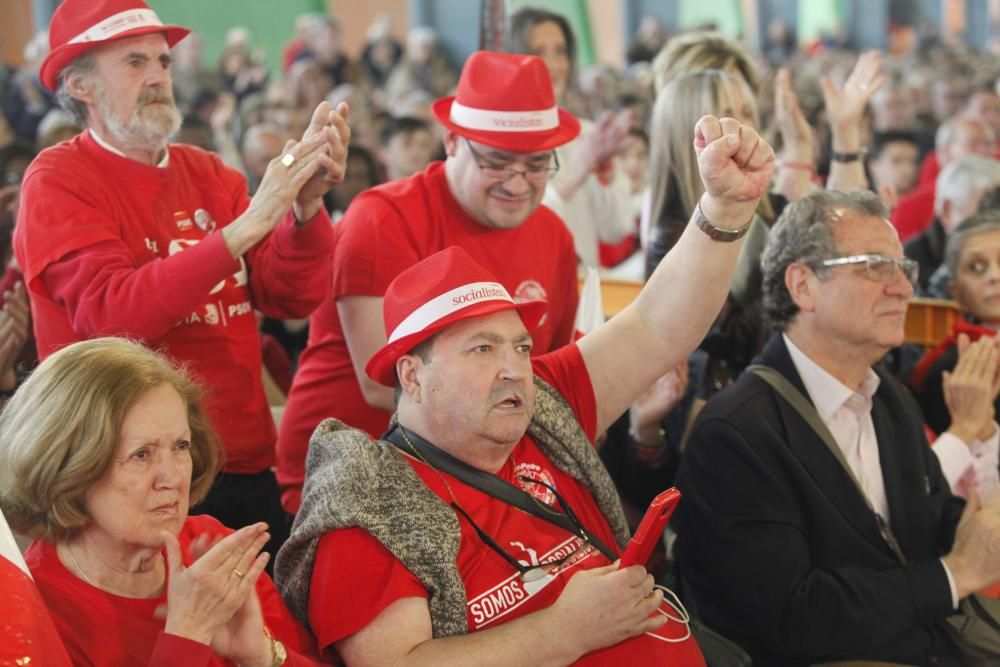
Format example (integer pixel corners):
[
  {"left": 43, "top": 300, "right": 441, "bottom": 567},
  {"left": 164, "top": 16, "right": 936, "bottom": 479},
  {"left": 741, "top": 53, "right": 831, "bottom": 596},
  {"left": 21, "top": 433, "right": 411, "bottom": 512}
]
[
  {"left": 935, "top": 155, "right": 1000, "bottom": 209},
  {"left": 935, "top": 115, "right": 994, "bottom": 152}
]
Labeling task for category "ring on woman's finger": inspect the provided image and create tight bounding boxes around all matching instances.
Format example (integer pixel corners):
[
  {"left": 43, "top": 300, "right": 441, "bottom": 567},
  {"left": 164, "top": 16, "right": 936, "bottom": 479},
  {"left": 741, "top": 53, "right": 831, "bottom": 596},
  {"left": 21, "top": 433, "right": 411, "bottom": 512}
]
[
  {"left": 232, "top": 568, "right": 245, "bottom": 578},
  {"left": 280, "top": 153, "right": 295, "bottom": 168}
]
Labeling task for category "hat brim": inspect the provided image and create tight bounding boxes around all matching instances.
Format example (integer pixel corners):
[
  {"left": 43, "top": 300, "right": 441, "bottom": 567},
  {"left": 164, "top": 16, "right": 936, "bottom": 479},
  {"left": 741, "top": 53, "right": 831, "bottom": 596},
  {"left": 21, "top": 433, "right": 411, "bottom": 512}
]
[
  {"left": 432, "top": 96, "right": 580, "bottom": 152},
  {"left": 40, "top": 24, "right": 190, "bottom": 91},
  {"left": 365, "top": 298, "right": 548, "bottom": 387}
]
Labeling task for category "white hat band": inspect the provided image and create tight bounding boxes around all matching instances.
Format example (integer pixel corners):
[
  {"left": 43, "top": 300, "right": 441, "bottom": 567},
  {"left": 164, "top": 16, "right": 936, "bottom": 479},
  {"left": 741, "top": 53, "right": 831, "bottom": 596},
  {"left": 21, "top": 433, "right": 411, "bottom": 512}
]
[
  {"left": 388, "top": 281, "right": 513, "bottom": 344},
  {"left": 450, "top": 100, "right": 559, "bottom": 133},
  {"left": 69, "top": 9, "right": 163, "bottom": 44}
]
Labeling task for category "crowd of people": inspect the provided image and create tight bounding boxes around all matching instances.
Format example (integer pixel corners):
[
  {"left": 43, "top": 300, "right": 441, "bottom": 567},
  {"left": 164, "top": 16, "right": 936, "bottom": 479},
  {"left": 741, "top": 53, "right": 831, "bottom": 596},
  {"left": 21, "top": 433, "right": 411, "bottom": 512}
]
[{"left": 2, "top": 0, "right": 1000, "bottom": 665}]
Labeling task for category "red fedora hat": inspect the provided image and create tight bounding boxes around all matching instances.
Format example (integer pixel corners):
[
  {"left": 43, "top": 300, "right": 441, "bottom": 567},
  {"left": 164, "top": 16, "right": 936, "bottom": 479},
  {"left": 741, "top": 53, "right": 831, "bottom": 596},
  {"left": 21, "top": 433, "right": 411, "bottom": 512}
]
[
  {"left": 366, "top": 246, "right": 548, "bottom": 387},
  {"left": 40, "top": 0, "right": 190, "bottom": 92},
  {"left": 432, "top": 51, "right": 580, "bottom": 152}
]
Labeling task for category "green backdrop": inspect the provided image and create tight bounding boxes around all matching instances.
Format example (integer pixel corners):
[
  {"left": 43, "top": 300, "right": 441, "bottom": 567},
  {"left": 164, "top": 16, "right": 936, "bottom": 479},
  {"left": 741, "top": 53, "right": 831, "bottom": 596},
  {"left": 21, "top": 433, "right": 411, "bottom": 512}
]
[{"left": 147, "top": 0, "right": 325, "bottom": 74}]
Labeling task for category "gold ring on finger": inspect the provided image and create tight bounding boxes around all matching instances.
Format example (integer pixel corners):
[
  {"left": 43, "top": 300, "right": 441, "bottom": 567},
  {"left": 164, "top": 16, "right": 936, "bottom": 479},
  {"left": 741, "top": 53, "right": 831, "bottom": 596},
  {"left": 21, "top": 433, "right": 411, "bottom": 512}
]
[
  {"left": 280, "top": 153, "right": 295, "bottom": 168},
  {"left": 232, "top": 567, "right": 245, "bottom": 578}
]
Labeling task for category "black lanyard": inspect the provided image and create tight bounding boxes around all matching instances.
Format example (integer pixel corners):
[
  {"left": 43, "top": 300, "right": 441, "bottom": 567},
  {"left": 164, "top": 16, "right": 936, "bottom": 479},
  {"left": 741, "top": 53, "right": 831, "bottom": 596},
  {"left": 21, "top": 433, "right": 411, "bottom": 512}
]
[{"left": 383, "top": 424, "right": 617, "bottom": 562}]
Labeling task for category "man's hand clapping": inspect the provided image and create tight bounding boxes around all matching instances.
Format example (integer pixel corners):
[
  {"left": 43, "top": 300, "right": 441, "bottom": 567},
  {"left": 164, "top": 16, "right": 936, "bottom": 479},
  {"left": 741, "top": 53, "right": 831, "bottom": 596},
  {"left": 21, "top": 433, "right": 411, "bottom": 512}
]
[{"left": 292, "top": 101, "right": 351, "bottom": 222}]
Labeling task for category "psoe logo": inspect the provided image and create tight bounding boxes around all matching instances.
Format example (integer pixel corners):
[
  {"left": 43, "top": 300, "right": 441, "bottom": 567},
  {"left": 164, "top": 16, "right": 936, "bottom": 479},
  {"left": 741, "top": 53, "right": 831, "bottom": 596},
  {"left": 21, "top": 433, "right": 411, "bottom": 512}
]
[
  {"left": 514, "top": 279, "right": 548, "bottom": 326},
  {"left": 168, "top": 238, "right": 247, "bottom": 296}
]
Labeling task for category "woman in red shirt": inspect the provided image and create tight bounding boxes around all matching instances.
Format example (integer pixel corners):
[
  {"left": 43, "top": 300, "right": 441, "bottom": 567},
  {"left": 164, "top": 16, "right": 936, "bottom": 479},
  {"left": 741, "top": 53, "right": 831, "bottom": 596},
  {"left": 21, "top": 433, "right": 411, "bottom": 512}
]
[{"left": 0, "top": 337, "right": 323, "bottom": 666}]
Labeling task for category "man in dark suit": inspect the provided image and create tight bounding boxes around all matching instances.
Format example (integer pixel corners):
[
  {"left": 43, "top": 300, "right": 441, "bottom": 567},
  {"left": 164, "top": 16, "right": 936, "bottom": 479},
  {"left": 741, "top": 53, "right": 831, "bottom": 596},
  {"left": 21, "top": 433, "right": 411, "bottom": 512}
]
[{"left": 675, "top": 189, "right": 1000, "bottom": 666}]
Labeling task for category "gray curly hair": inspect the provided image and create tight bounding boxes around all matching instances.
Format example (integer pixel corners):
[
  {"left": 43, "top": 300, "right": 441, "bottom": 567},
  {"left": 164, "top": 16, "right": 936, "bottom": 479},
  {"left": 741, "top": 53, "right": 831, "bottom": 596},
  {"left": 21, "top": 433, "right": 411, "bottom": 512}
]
[{"left": 761, "top": 190, "right": 888, "bottom": 330}]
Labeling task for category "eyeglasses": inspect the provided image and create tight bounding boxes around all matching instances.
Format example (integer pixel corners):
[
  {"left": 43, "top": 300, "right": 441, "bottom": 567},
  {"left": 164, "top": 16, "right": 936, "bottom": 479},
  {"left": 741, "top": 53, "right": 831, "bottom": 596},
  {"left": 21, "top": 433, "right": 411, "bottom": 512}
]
[
  {"left": 464, "top": 139, "right": 559, "bottom": 184},
  {"left": 818, "top": 254, "right": 919, "bottom": 286},
  {"left": 453, "top": 475, "right": 594, "bottom": 582}
]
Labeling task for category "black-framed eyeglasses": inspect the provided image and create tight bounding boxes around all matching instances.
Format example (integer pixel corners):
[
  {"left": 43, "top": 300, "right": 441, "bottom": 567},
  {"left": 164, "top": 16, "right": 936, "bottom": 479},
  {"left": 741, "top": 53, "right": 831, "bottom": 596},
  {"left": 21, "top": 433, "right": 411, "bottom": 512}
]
[
  {"left": 818, "top": 254, "right": 919, "bottom": 286},
  {"left": 464, "top": 138, "right": 560, "bottom": 185},
  {"left": 452, "top": 475, "right": 592, "bottom": 582}
]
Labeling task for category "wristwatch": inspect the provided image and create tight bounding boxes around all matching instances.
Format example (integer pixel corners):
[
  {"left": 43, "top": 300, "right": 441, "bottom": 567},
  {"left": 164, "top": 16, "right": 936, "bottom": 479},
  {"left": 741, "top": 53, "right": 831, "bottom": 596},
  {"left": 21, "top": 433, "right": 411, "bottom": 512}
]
[
  {"left": 264, "top": 626, "right": 287, "bottom": 666},
  {"left": 830, "top": 148, "right": 867, "bottom": 162},
  {"left": 693, "top": 200, "right": 753, "bottom": 242}
]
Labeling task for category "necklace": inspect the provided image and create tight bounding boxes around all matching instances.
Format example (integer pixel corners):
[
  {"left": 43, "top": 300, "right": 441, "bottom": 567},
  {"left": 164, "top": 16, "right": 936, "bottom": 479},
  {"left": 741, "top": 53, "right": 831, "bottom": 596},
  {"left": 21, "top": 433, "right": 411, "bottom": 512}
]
[
  {"left": 397, "top": 425, "right": 464, "bottom": 505},
  {"left": 66, "top": 541, "right": 99, "bottom": 587},
  {"left": 64, "top": 540, "right": 164, "bottom": 597}
]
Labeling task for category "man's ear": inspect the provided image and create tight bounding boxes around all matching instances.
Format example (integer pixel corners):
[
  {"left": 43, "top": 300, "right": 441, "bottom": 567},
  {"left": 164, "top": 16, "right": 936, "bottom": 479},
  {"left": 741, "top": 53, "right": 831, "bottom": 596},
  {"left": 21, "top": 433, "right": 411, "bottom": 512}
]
[
  {"left": 938, "top": 197, "right": 954, "bottom": 229},
  {"left": 396, "top": 354, "right": 423, "bottom": 403},
  {"left": 785, "top": 262, "right": 818, "bottom": 314},
  {"left": 65, "top": 70, "right": 96, "bottom": 108},
  {"left": 442, "top": 129, "right": 460, "bottom": 157}
]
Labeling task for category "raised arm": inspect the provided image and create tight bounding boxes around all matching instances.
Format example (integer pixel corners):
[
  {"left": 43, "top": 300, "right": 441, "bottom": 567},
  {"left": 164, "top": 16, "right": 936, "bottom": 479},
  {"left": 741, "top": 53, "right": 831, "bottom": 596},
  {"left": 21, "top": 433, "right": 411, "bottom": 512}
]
[
  {"left": 822, "top": 50, "right": 884, "bottom": 192},
  {"left": 772, "top": 68, "right": 818, "bottom": 201},
  {"left": 578, "top": 115, "right": 774, "bottom": 435}
]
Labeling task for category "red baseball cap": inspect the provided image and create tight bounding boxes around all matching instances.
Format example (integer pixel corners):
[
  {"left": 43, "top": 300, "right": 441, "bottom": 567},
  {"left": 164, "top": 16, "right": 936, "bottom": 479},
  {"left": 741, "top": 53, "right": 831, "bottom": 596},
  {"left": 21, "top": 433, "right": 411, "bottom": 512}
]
[
  {"left": 40, "top": 0, "right": 190, "bottom": 92},
  {"left": 432, "top": 51, "right": 580, "bottom": 152},
  {"left": 366, "top": 246, "right": 547, "bottom": 387}
]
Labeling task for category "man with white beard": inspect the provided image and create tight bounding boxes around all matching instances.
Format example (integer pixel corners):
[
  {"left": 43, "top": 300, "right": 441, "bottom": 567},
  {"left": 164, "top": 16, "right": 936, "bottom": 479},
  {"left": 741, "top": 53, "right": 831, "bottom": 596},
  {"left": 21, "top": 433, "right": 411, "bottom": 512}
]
[{"left": 14, "top": 0, "right": 351, "bottom": 558}]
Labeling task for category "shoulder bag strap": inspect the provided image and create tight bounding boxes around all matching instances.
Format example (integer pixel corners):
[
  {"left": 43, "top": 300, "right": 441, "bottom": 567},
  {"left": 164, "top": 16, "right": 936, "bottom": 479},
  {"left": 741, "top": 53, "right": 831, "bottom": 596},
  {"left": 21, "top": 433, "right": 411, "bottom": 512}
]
[{"left": 746, "top": 364, "right": 908, "bottom": 565}]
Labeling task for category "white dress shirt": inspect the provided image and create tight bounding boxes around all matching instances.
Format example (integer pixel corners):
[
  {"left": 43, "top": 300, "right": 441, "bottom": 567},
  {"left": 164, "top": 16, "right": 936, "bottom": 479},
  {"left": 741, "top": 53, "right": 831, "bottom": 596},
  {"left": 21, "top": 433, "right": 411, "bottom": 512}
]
[
  {"left": 784, "top": 335, "right": 960, "bottom": 606},
  {"left": 784, "top": 334, "right": 889, "bottom": 518}
]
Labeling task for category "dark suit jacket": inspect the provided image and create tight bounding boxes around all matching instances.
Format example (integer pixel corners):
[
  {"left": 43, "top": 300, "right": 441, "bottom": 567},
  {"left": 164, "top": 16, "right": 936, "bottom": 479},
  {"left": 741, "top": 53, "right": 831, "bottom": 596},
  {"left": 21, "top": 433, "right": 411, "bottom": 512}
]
[
  {"left": 675, "top": 334, "right": 966, "bottom": 666},
  {"left": 904, "top": 219, "right": 946, "bottom": 294}
]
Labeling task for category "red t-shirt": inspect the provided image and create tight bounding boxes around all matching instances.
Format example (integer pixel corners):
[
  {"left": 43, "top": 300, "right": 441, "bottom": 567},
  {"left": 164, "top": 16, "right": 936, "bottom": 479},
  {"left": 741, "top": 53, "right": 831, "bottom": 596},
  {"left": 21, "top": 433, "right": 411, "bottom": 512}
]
[
  {"left": 14, "top": 131, "right": 333, "bottom": 473},
  {"left": 890, "top": 182, "right": 936, "bottom": 243},
  {"left": 277, "top": 161, "right": 580, "bottom": 513},
  {"left": 24, "top": 515, "right": 321, "bottom": 667},
  {"left": 307, "top": 344, "right": 703, "bottom": 666}
]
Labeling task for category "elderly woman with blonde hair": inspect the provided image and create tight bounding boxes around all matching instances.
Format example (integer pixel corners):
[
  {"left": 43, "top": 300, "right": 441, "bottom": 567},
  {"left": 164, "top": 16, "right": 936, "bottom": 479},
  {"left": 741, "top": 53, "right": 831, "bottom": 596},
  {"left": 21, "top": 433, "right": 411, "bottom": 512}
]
[{"left": 0, "top": 338, "right": 323, "bottom": 666}]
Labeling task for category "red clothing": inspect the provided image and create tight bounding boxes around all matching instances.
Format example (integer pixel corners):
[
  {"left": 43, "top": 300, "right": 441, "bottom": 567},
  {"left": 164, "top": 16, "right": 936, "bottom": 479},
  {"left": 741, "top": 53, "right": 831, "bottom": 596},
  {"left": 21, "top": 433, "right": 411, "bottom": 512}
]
[
  {"left": 890, "top": 182, "right": 936, "bottom": 243},
  {"left": 262, "top": 333, "right": 294, "bottom": 395},
  {"left": 0, "top": 554, "right": 71, "bottom": 666},
  {"left": 25, "top": 515, "right": 321, "bottom": 667},
  {"left": 307, "top": 344, "right": 703, "bottom": 666},
  {"left": 277, "top": 161, "right": 579, "bottom": 513},
  {"left": 917, "top": 150, "right": 940, "bottom": 189},
  {"left": 14, "top": 131, "right": 333, "bottom": 473}
]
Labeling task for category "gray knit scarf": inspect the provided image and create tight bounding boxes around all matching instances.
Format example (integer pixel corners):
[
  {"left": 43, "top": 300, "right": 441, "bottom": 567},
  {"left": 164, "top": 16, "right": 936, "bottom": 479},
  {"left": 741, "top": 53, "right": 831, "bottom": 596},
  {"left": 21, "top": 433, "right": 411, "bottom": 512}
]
[{"left": 274, "top": 376, "right": 629, "bottom": 639}]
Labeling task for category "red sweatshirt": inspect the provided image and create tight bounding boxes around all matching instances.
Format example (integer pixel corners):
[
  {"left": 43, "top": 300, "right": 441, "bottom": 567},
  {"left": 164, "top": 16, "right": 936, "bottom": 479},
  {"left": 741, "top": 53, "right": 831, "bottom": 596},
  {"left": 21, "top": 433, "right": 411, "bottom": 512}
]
[{"left": 14, "top": 131, "right": 333, "bottom": 473}]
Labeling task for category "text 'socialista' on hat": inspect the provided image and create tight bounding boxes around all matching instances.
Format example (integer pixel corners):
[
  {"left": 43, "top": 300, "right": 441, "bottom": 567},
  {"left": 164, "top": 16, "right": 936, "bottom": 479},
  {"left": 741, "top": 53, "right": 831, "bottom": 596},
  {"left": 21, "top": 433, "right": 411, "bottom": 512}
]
[
  {"left": 432, "top": 50, "right": 580, "bottom": 152},
  {"left": 365, "top": 246, "right": 548, "bottom": 387},
  {"left": 40, "top": 0, "right": 190, "bottom": 91}
]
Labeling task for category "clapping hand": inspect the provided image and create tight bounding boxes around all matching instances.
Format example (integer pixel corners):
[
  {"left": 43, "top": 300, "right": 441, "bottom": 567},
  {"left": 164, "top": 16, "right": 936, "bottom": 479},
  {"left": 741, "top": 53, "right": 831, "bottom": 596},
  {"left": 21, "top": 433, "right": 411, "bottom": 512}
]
[
  {"left": 293, "top": 101, "right": 351, "bottom": 222},
  {"left": 160, "top": 523, "right": 274, "bottom": 666},
  {"left": 944, "top": 333, "right": 999, "bottom": 444},
  {"left": 629, "top": 362, "right": 689, "bottom": 445},
  {"left": 774, "top": 68, "right": 813, "bottom": 157}
]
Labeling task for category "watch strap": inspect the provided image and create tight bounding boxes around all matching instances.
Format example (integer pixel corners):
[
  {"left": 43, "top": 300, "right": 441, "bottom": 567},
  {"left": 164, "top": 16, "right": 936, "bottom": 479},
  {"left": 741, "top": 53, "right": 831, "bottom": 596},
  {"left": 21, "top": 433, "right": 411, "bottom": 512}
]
[
  {"left": 693, "top": 200, "right": 752, "bottom": 242},
  {"left": 830, "top": 148, "right": 866, "bottom": 162}
]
